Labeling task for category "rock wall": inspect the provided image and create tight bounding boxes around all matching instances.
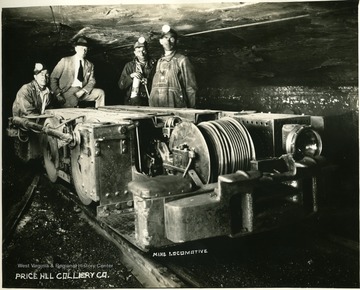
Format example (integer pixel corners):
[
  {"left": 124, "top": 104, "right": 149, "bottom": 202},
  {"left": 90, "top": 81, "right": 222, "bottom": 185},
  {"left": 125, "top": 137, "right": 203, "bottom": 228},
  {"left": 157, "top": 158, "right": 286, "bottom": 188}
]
[{"left": 197, "top": 86, "right": 358, "bottom": 116}]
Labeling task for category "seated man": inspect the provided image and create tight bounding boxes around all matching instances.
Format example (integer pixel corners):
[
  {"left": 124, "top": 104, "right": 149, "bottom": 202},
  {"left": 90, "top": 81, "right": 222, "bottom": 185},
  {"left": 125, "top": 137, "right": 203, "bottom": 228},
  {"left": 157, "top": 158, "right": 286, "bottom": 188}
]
[
  {"left": 12, "top": 62, "right": 63, "bottom": 117},
  {"left": 50, "top": 37, "right": 105, "bottom": 108}
]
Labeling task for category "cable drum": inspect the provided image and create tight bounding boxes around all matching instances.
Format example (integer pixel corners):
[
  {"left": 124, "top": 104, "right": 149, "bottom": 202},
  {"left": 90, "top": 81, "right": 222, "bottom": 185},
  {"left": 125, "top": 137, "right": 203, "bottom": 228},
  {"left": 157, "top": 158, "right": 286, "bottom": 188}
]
[
  {"left": 169, "top": 118, "right": 256, "bottom": 184},
  {"left": 198, "top": 117, "right": 256, "bottom": 182}
]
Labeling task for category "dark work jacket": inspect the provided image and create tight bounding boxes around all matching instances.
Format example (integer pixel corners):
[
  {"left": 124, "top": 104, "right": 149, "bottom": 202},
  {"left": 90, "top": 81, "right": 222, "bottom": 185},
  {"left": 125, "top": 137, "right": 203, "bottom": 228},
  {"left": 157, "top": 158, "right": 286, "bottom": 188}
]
[
  {"left": 12, "top": 80, "right": 56, "bottom": 117},
  {"left": 149, "top": 51, "right": 197, "bottom": 108},
  {"left": 118, "top": 58, "right": 156, "bottom": 106}
]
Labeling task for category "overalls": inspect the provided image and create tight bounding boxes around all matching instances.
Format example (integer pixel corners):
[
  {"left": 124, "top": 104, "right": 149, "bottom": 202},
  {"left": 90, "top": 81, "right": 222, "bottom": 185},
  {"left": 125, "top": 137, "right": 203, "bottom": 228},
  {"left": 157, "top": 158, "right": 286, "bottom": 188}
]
[{"left": 150, "top": 52, "right": 189, "bottom": 108}]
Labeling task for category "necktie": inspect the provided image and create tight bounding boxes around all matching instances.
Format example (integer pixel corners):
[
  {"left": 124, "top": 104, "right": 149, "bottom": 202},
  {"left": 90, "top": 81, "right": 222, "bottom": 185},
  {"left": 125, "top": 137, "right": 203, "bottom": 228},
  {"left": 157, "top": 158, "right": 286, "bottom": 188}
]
[{"left": 77, "top": 60, "right": 84, "bottom": 82}]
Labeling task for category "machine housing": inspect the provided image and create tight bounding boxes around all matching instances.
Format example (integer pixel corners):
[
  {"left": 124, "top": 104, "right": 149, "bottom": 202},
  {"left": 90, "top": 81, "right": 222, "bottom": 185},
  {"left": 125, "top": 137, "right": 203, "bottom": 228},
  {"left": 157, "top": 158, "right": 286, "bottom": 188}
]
[{"left": 8, "top": 106, "right": 324, "bottom": 251}]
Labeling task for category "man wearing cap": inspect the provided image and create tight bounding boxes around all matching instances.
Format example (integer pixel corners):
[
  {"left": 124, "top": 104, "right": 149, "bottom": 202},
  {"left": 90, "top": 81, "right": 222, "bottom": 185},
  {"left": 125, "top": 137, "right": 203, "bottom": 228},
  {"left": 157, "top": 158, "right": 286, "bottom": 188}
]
[
  {"left": 118, "top": 36, "right": 156, "bottom": 106},
  {"left": 50, "top": 37, "right": 105, "bottom": 108},
  {"left": 149, "top": 25, "right": 197, "bottom": 108},
  {"left": 12, "top": 63, "right": 61, "bottom": 117}
]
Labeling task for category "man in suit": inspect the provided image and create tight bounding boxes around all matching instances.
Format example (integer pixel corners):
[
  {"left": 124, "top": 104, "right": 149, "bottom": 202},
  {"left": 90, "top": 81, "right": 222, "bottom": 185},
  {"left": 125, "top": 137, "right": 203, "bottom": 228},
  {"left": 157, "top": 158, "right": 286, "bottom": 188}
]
[
  {"left": 50, "top": 37, "right": 105, "bottom": 108},
  {"left": 12, "top": 62, "right": 61, "bottom": 117}
]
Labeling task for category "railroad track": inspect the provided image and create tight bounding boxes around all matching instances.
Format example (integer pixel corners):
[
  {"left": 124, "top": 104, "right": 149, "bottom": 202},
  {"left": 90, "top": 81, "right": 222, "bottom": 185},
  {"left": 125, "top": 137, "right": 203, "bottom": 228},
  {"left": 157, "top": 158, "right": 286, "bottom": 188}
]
[
  {"left": 3, "top": 167, "right": 206, "bottom": 287},
  {"left": 5, "top": 171, "right": 358, "bottom": 288},
  {"left": 49, "top": 178, "right": 200, "bottom": 288},
  {"left": 51, "top": 177, "right": 360, "bottom": 288}
]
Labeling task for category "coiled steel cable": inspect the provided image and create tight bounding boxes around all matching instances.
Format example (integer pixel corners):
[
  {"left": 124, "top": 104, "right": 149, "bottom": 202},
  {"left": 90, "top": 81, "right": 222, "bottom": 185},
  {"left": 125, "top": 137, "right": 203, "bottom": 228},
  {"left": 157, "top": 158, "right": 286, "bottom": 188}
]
[{"left": 198, "top": 117, "right": 255, "bottom": 182}]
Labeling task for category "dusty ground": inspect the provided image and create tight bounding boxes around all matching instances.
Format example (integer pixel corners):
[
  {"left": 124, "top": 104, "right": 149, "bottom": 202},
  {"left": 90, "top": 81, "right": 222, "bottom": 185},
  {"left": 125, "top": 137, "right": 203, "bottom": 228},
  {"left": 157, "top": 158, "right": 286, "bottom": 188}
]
[
  {"left": 159, "top": 204, "right": 359, "bottom": 288},
  {"left": 2, "top": 156, "right": 142, "bottom": 288}
]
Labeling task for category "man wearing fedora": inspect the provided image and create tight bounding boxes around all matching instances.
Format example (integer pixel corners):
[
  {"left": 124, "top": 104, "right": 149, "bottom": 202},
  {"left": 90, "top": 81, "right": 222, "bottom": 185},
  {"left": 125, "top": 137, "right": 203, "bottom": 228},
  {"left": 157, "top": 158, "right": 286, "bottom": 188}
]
[
  {"left": 149, "top": 25, "right": 197, "bottom": 108},
  {"left": 12, "top": 62, "right": 61, "bottom": 117},
  {"left": 50, "top": 37, "right": 105, "bottom": 108},
  {"left": 118, "top": 36, "right": 156, "bottom": 106}
]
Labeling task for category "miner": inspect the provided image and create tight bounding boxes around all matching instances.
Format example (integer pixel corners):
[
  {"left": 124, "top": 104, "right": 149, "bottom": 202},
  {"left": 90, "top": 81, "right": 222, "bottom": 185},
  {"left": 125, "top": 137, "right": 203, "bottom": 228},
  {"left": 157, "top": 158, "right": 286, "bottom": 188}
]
[
  {"left": 149, "top": 25, "right": 197, "bottom": 108},
  {"left": 12, "top": 62, "right": 62, "bottom": 117},
  {"left": 118, "top": 36, "right": 156, "bottom": 106}
]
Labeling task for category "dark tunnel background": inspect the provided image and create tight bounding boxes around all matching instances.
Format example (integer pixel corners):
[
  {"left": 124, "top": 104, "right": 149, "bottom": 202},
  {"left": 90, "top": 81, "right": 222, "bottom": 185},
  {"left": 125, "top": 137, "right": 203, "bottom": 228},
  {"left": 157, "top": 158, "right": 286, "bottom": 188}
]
[{"left": 1, "top": 1, "right": 358, "bottom": 204}]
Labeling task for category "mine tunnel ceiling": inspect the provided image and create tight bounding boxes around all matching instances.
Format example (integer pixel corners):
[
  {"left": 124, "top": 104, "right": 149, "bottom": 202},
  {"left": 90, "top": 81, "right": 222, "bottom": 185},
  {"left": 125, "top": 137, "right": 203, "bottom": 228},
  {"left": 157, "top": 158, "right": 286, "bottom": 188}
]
[{"left": 2, "top": 1, "right": 358, "bottom": 87}]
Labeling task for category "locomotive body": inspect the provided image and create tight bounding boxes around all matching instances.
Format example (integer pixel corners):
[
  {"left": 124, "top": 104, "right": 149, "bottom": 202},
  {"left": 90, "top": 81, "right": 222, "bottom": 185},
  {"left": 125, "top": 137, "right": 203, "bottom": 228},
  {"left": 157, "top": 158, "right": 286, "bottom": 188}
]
[{"left": 7, "top": 106, "right": 324, "bottom": 251}]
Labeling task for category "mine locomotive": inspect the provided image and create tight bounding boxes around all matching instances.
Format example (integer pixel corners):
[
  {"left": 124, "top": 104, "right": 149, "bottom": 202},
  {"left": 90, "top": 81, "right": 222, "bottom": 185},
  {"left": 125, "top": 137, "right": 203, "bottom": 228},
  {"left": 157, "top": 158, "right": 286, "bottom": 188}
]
[{"left": 8, "top": 106, "right": 324, "bottom": 251}]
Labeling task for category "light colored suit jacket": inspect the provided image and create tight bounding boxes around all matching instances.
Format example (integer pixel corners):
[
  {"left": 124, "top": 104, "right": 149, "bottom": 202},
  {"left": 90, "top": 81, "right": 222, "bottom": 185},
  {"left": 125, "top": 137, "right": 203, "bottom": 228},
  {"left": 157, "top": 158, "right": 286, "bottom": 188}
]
[{"left": 50, "top": 55, "right": 96, "bottom": 95}]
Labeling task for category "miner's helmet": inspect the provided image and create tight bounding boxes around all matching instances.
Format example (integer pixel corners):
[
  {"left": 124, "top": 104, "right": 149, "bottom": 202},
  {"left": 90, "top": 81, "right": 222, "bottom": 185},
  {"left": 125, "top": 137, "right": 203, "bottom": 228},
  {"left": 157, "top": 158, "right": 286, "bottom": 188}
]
[
  {"left": 160, "top": 25, "right": 178, "bottom": 40},
  {"left": 33, "top": 62, "right": 48, "bottom": 75},
  {"left": 134, "top": 36, "right": 147, "bottom": 49}
]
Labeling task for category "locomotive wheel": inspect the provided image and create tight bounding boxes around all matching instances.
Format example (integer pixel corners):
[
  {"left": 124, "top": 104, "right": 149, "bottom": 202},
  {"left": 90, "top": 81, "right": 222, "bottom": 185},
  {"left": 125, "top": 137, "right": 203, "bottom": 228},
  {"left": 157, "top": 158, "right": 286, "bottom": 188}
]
[
  {"left": 43, "top": 118, "right": 61, "bottom": 182},
  {"left": 70, "top": 128, "right": 93, "bottom": 205}
]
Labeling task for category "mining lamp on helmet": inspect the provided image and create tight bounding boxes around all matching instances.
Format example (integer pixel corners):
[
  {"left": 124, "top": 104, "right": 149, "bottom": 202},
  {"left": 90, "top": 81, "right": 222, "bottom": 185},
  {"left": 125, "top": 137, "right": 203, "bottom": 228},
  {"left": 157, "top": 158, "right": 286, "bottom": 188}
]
[
  {"left": 138, "top": 36, "right": 146, "bottom": 44},
  {"left": 162, "top": 25, "right": 171, "bottom": 33},
  {"left": 282, "top": 124, "right": 322, "bottom": 161}
]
